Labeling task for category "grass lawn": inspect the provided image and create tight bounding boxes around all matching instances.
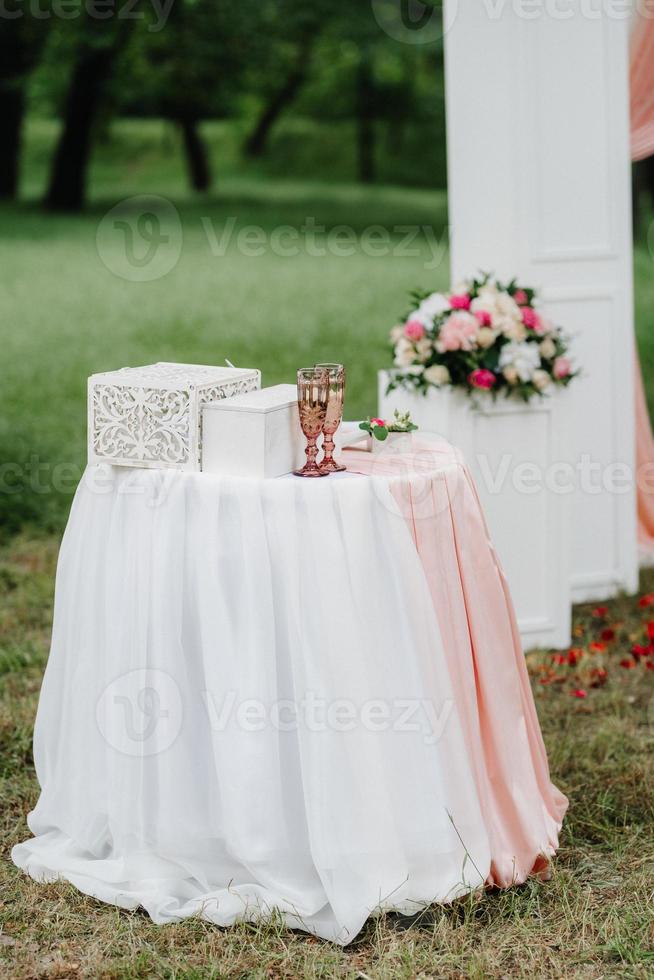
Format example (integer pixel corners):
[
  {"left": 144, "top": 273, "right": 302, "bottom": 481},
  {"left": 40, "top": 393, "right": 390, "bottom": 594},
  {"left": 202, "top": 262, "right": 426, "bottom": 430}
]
[
  {"left": 1, "top": 119, "right": 450, "bottom": 533},
  {"left": 1, "top": 533, "right": 654, "bottom": 979},
  {"left": 2, "top": 119, "right": 654, "bottom": 977},
  {"left": 2, "top": 117, "right": 654, "bottom": 533}
]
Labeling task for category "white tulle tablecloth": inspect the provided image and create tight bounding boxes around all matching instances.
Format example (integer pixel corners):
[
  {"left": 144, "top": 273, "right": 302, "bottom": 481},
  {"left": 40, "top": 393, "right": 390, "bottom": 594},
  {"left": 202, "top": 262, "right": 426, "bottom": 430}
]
[{"left": 13, "top": 441, "right": 566, "bottom": 944}]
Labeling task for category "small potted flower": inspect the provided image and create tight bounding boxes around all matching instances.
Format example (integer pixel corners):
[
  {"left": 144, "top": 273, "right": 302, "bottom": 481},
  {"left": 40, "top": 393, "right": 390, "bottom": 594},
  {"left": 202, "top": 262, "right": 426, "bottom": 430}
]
[{"left": 359, "top": 410, "right": 418, "bottom": 454}]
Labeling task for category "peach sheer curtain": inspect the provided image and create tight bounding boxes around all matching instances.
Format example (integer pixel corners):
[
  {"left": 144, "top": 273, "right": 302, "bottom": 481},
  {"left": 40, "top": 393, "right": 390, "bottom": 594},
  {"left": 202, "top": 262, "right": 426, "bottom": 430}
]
[{"left": 631, "top": 9, "right": 654, "bottom": 551}]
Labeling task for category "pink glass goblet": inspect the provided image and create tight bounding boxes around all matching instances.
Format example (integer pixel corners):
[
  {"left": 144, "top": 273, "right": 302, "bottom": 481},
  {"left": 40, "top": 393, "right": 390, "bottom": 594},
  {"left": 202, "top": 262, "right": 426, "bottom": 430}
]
[
  {"left": 294, "top": 368, "right": 330, "bottom": 478},
  {"left": 315, "top": 363, "right": 346, "bottom": 474}
]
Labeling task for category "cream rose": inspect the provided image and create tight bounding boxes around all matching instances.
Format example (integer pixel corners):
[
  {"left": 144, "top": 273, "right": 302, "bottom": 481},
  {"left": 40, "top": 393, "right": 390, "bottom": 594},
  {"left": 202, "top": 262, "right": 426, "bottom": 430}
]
[
  {"left": 503, "top": 365, "right": 519, "bottom": 385},
  {"left": 424, "top": 364, "right": 451, "bottom": 386},
  {"left": 476, "top": 327, "right": 497, "bottom": 349},
  {"left": 393, "top": 338, "right": 416, "bottom": 368},
  {"left": 532, "top": 369, "right": 552, "bottom": 391},
  {"left": 539, "top": 337, "right": 556, "bottom": 360},
  {"left": 501, "top": 317, "right": 528, "bottom": 343},
  {"left": 415, "top": 338, "right": 433, "bottom": 363}
]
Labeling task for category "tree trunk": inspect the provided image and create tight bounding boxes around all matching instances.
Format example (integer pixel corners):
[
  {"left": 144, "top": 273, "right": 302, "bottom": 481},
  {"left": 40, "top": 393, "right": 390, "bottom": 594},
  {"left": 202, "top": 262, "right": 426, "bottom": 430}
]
[
  {"left": 45, "top": 23, "right": 131, "bottom": 212},
  {"left": 179, "top": 117, "right": 211, "bottom": 191},
  {"left": 356, "top": 48, "right": 375, "bottom": 184},
  {"left": 0, "top": 85, "right": 24, "bottom": 199},
  {"left": 244, "top": 38, "right": 313, "bottom": 158}
]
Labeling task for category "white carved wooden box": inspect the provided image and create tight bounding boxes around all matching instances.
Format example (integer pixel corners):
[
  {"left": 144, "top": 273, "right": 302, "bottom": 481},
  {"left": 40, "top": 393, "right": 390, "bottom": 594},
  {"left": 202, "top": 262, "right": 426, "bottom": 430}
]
[
  {"left": 88, "top": 363, "right": 261, "bottom": 470},
  {"left": 202, "top": 384, "right": 304, "bottom": 479}
]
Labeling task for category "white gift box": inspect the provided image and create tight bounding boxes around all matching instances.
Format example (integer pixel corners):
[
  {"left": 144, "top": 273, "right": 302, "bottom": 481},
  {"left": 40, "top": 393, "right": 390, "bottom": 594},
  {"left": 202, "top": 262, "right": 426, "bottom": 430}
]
[
  {"left": 88, "top": 362, "right": 261, "bottom": 470},
  {"left": 202, "top": 384, "right": 305, "bottom": 478},
  {"left": 379, "top": 370, "right": 571, "bottom": 651}
]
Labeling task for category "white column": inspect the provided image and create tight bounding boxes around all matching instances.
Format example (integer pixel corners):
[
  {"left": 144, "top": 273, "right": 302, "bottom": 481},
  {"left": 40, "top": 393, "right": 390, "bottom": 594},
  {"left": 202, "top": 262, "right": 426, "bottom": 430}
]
[{"left": 444, "top": 1, "right": 638, "bottom": 604}]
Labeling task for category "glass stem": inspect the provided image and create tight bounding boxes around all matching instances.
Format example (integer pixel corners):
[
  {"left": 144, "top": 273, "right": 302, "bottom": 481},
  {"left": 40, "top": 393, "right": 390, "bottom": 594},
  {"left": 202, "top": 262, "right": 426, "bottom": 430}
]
[
  {"left": 322, "top": 433, "right": 335, "bottom": 465},
  {"left": 306, "top": 436, "right": 318, "bottom": 468}
]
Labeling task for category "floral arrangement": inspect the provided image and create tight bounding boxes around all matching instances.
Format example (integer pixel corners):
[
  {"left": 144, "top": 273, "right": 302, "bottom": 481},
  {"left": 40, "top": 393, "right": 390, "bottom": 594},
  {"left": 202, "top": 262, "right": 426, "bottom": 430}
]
[
  {"left": 388, "top": 273, "right": 576, "bottom": 402},
  {"left": 359, "top": 409, "right": 418, "bottom": 443}
]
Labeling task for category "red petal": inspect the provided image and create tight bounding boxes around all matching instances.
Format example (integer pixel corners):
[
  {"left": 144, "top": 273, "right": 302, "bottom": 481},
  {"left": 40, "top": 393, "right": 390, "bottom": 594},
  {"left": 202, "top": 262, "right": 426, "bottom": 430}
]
[
  {"left": 571, "top": 689, "right": 587, "bottom": 698},
  {"left": 592, "top": 607, "right": 608, "bottom": 618},
  {"left": 620, "top": 658, "right": 636, "bottom": 669}
]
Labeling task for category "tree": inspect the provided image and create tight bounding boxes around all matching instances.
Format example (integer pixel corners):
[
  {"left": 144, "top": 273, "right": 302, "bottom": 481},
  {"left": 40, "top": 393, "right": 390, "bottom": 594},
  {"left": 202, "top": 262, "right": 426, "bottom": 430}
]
[
  {"left": 142, "top": 0, "right": 256, "bottom": 192},
  {"left": 45, "top": 14, "right": 137, "bottom": 211},
  {"left": 244, "top": 31, "right": 316, "bottom": 158},
  {"left": 0, "top": 15, "right": 49, "bottom": 199}
]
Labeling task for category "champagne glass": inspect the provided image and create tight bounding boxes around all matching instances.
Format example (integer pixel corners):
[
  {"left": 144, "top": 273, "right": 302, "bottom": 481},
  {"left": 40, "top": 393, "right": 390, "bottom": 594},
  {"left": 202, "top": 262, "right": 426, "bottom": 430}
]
[
  {"left": 316, "top": 363, "right": 346, "bottom": 473},
  {"left": 294, "top": 368, "right": 330, "bottom": 477}
]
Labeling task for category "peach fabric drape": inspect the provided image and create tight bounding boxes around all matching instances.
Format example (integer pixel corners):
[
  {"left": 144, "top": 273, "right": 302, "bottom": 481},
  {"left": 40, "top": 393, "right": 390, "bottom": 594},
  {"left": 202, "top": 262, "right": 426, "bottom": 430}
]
[
  {"left": 344, "top": 440, "right": 568, "bottom": 888},
  {"left": 636, "top": 358, "right": 654, "bottom": 548},
  {"left": 631, "top": 10, "right": 654, "bottom": 551},
  {"left": 631, "top": 8, "right": 654, "bottom": 160}
]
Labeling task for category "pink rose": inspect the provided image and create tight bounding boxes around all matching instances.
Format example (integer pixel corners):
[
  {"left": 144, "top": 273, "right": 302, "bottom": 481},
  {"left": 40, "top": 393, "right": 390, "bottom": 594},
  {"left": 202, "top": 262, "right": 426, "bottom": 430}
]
[
  {"left": 473, "top": 309, "right": 492, "bottom": 327},
  {"left": 403, "top": 319, "right": 426, "bottom": 341},
  {"left": 370, "top": 418, "right": 386, "bottom": 427},
  {"left": 450, "top": 293, "right": 471, "bottom": 310},
  {"left": 514, "top": 289, "right": 529, "bottom": 306},
  {"left": 521, "top": 307, "right": 544, "bottom": 333},
  {"left": 438, "top": 312, "right": 478, "bottom": 352},
  {"left": 469, "top": 368, "right": 496, "bottom": 390},
  {"left": 553, "top": 357, "right": 571, "bottom": 379}
]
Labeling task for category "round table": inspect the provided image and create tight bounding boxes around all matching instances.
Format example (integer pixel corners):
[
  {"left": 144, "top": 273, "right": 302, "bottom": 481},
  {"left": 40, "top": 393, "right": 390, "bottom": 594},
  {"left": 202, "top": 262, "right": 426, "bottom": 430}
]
[{"left": 12, "top": 439, "right": 567, "bottom": 945}]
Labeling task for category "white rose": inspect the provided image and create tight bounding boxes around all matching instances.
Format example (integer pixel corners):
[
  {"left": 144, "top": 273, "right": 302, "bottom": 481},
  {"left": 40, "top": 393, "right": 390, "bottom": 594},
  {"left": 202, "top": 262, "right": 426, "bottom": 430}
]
[
  {"left": 539, "top": 337, "right": 556, "bottom": 360},
  {"left": 532, "top": 369, "right": 551, "bottom": 391},
  {"left": 471, "top": 288, "right": 501, "bottom": 319},
  {"left": 390, "top": 325, "right": 404, "bottom": 344},
  {"left": 476, "top": 327, "right": 497, "bottom": 349},
  {"left": 409, "top": 309, "right": 433, "bottom": 328},
  {"left": 452, "top": 279, "right": 472, "bottom": 295},
  {"left": 417, "top": 292, "right": 451, "bottom": 322},
  {"left": 394, "top": 338, "right": 416, "bottom": 368},
  {"left": 424, "top": 364, "right": 451, "bottom": 386},
  {"left": 499, "top": 341, "right": 541, "bottom": 382}
]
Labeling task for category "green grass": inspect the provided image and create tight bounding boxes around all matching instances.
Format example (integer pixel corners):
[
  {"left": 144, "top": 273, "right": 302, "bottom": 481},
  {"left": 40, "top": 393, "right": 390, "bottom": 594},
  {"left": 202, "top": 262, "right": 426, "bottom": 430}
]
[
  {"left": 1, "top": 533, "right": 654, "bottom": 979},
  {"left": 0, "top": 118, "right": 449, "bottom": 533},
  {"left": 2, "top": 117, "right": 654, "bottom": 534},
  {"left": 3, "top": 116, "right": 654, "bottom": 978}
]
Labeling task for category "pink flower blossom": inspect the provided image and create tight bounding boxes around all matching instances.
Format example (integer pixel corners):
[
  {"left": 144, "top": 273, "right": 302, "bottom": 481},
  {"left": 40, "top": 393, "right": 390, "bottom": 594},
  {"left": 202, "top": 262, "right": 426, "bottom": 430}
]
[
  {"left": 370, "top": 418, "right": 386, "bottom": 427},
  {"left": 403, "top": 319, "right": 426, "bottom": 341},
  {"left": 450, "top": 293, "right": 471, "bottom": 310},
  {"left": 553, "top": 357, "right": 571, "bottom": 379},
  {"left": 438, "top": 312, "right": 478, "bottom": 352},
  {"left": 521, "top": 307, "right": 544, "bottom": 333},
  {"left": 473, "top": 310, "right": 492, "bottom": 327},
  {"left": 469, "top": 368, "right": 496, "bottom": 390},
  {"left": 514, "top": 289, "right": 529, "bottom": 306}
]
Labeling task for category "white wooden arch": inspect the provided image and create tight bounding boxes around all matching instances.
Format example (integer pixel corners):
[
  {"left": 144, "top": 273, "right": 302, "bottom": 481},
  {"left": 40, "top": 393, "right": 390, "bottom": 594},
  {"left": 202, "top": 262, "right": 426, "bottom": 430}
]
[{"left": 443, "top": 1, "right": 638, "bottom": 605}]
